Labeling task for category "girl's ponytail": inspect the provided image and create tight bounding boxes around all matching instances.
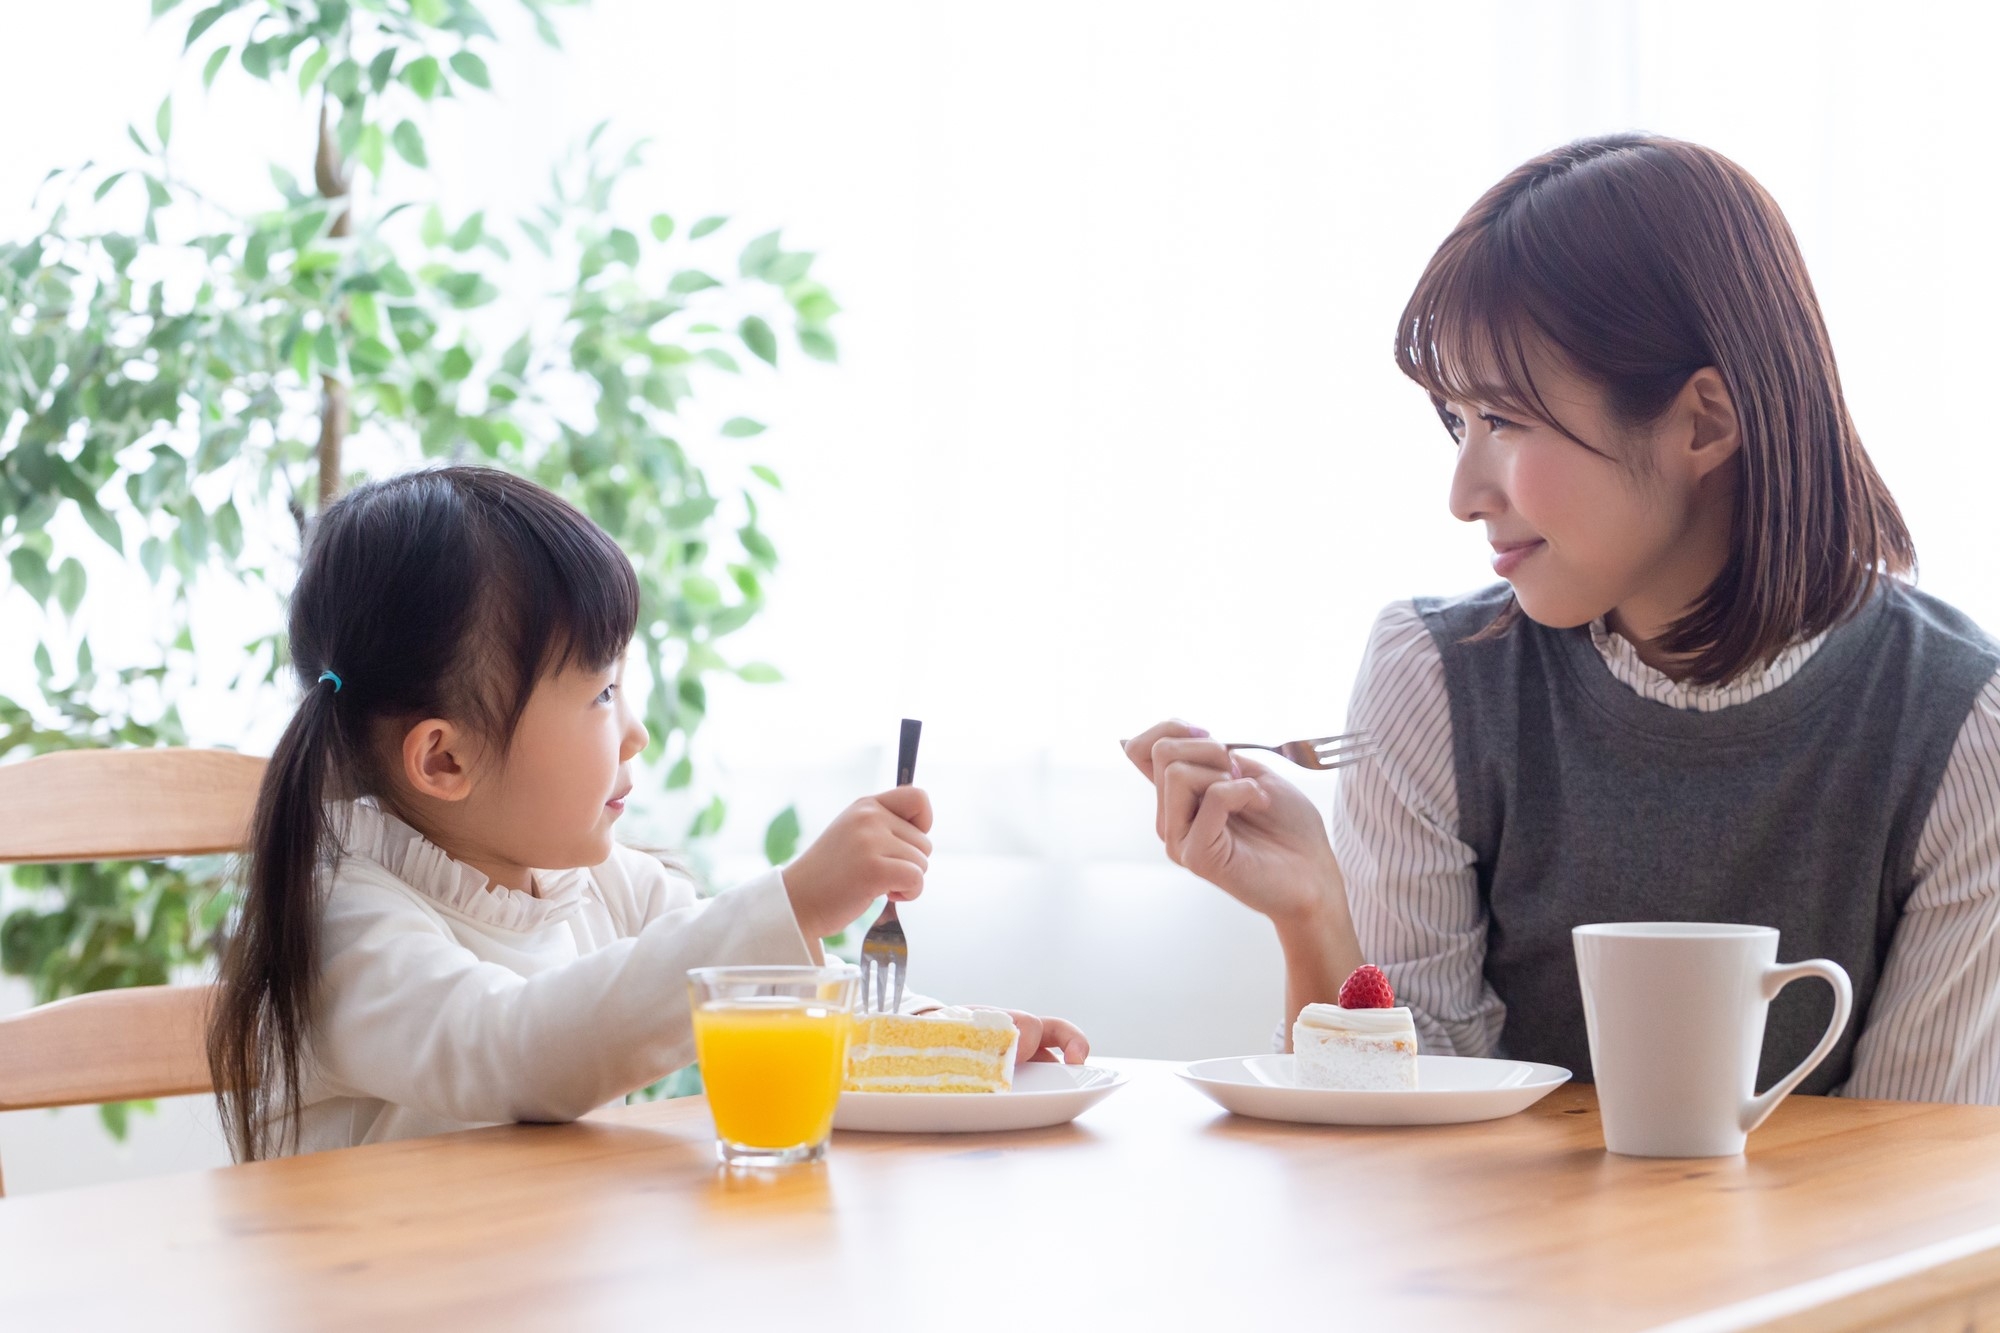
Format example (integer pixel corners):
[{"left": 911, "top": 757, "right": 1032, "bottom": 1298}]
[{"left": 209, "top": 673, "right": 340, "bottom": 1161}]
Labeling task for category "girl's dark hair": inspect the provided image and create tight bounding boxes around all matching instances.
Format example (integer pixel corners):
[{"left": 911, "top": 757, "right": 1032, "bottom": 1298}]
[
  {"left": 1395, "top": 133, "right": 1914, "bottom": 685},
  {"left": 208, "top": 466, "right": 639, "bottom": 1160}
]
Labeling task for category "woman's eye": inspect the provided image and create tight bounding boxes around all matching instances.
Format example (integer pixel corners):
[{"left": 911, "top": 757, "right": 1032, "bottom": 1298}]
[
  {"left": 1481, "top": 412, "right": 1522, "bottom": 432},
  {"left": 1441, "top": 411, "right": 1466, "bottom": 441}
]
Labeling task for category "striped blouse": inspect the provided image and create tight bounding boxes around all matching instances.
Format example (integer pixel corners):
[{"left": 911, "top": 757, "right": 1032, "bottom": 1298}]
[{"left": 1331, "top": 599, "right": 2000, "bottom": 1103}]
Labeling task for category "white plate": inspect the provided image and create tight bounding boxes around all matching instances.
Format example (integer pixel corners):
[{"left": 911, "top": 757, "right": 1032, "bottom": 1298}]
[
  {"left": 1177, "top": 1053, "right": 1571, "bottom": 1126},
  {"left": 833, "top": 1062, "right": 1128, "bottom": 1133}
]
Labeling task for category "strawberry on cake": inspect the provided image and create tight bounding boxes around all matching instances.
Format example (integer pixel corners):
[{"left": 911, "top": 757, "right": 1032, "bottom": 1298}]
[{"left": 1292, "top": 964, "right": 1418, "bottom": 1090}]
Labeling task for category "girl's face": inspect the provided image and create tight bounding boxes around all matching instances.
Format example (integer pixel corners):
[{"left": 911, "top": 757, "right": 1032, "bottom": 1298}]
[
  {"left": 394, "top": 651, "right": 649, "bottom": 890},
  {"left": 1440, "top": 349, "right": 1741, "bottom": 651}
]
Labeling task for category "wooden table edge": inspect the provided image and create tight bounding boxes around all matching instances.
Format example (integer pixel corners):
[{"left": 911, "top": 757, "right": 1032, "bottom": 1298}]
[{"left": 1656, "top": 1221, "right": 2000, "bottom": 1332}]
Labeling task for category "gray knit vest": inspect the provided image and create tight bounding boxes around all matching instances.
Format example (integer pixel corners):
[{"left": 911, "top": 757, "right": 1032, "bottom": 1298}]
[{"left": 1414, "top": 581, "right": 1997, "bottom": 1093}]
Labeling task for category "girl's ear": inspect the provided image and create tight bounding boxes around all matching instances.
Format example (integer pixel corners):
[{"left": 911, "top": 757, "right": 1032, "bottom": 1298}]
[
  {"left": 1675, "top": 366, "right": 1743, "bottom": 481},
  {"left": 401, "top": 718, "right": 477, "bottom": 802}
]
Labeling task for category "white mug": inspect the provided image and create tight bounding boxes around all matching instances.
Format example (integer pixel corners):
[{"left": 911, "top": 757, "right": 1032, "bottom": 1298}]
[{"left": 1572, "top": 922, "right": 1853, "bottom": 1158}]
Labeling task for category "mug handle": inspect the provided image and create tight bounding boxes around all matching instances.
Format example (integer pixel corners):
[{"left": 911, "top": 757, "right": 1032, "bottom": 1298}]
[{"left": 1739, "top": 958, "right": 1854, "bottom": 1136}]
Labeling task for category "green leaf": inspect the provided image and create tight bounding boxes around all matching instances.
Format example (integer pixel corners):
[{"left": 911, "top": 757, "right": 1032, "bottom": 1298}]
[
  {"left": 145, "top": 176, "right": 172, "bottom": 210},
  {"left": 441, "top": 345, "right": 474, "bottom": 381},
  {"left": 214, "top": 501, "right": 243, "bottom": 558},
  {"left": 242, "top": 229, "right": 269, "bottom": 280},
  {"left": 127, "top": 124, "right": 150, "bottom": 155},
  {"left": 749, "top": 464, "right": 783, "bottom": 491},
  {"left": 240, "top": 39, "right": 272, "bottom": 79},
  {"left": 152, "top": 0, "right": 187, "bottom": 15},
  {"left": 448, "top": 50, "right": 490, "bottom": 88},
  {"left": 687, "top": 795, "right": 726, "bottom": 840},
  {"left": 449, "top": 211, "right": 484, "bottom": 252},
  {"left": 183, "top": 3, "right": 231, "bottom": 51},
  {"left": 420, "top": 205, "right": 447, "bottom": 247},
  {"left": 668, "top": 269, "right": 721, "bottom": 295},
  {"left": 690, "top": 215, "right": 727, "bottom": 239},
  {"left": 8, "top": 549, "right": 52, "bottom": 605},
  {"left": 738, "top": 315, "right": 777, "bottom": 366},
  {"left": 798, "top": 327, "right": 838, "bottom": 362},
  {"left": 349, "top": 290, "right": 381, "bottom": 338},
  {"left": 79, "top": 499, "right": 124, "bottom": 552},
  {"left": 102, "top": 234, "right": 138, "bottom": 270},
  {"left": 391, "top": 120, "right": 428, "bottom": 168},
  {"left": 156, "top": 97, "right": 173, "bottom": 147},
  {"left": 313, "top": 324, "right": 340, "bottom": 373},
  {"left": 665, "top": 755, "right": 693, "bottom": 790},
  {"left": 53, "top": 559, "right": 87, "bottom": 618},
  {"left": 737, "top": 661, "right": 783, "bottom": 684},
  {"left": 720, "top": 417, "right": 766, "bottom": 439},
  {"left": 357, "top": 124, "right": 386, "bottom": 176},
  {"left": 738, "top": 229, "right": 781, "bottom": 279},
  {"left": 763, "top": 805, "right": 801, "bottom": 865},
  {"left": 368, "top": 47, "right": 397, "bottom": 93},
  {"left": 401, "top": 54, "right": 441, "bottom": 99},
  {"left": 649, "top": 212, "right": 675, "bottom": 241},
  {"left": 140, "top": 537, "right": 167, "bottom": 582},
  {"left": 297, "top": 43, "right": 330, "bottom": 92},
  {"left": 608, "top": 228, "right": 640, "bottom": 267},
  {"left": 202, "top": 44, "right": 231, "bottom": 88}
]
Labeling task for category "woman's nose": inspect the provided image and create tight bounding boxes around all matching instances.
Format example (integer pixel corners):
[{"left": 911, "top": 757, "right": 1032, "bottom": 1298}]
[{"left": 1448, "top": 428, "right": 1505, "bottom": 525}]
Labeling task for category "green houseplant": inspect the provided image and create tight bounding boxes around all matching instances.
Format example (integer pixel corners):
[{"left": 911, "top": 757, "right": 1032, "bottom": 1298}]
[{"left": 0, "top": 0, "right": 835, "bottom": 1129}]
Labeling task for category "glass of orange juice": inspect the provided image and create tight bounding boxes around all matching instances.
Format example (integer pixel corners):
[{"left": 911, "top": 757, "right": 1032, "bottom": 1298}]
[{"left": 688, "top": 965, "right": 858, "bottom": 1167}]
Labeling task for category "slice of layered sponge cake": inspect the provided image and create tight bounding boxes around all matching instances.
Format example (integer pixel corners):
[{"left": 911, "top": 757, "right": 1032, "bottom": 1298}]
[{"left": 843, "top": 1006, "right": 1020, "bottom": 1093}]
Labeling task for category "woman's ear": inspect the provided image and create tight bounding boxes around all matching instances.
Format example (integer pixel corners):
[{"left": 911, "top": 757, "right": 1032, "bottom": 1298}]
[
  {"left": 400, "top": 719, "right": 477, "bottom": 802},
  {"left": 1675, "top": 366, "right": 1743, "bottom": 481}
]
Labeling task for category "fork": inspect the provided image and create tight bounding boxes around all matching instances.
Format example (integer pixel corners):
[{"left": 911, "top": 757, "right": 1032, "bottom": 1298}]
[
  {"left": 860, "top": 718, "right": 921, "bottom": 1015},
  {"left": 1222, "top": 731, "right": 1379, "bottom": 771}
]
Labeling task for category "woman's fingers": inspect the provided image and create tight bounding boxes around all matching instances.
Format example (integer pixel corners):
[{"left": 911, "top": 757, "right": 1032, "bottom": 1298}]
[
  {"left": 1159, "top": 753, "right": 1236, "bottom": 858},
  {"left": 1123, "top": 719, "right": 1207, "bottom": 783},
  {"left": 1178, "top": 776, "right": 1268, "bottom": 879}
]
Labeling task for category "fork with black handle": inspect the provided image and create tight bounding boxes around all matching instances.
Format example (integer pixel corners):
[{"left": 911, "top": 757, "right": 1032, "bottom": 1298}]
[{"left": 860, "top": 718, "right": 920, "bottom": 1015}]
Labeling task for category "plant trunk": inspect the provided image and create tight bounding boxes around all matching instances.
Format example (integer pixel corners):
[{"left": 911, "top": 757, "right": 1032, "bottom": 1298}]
[{"left": 315, "top": 100, "right": 351, "bottom": 509}]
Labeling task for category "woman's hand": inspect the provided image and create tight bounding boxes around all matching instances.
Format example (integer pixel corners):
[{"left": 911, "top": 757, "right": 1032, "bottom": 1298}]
[
  {"left": 1123, "top": 719, "right": 1339, "bottom": 927},
  {"left": 782, "top": 786, "right": 932, "bottom": 940}
]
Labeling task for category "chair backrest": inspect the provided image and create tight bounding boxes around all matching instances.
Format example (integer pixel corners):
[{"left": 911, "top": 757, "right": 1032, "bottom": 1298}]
[{"left": 0, "top": 748, "right": 265, "bottom": 1194}]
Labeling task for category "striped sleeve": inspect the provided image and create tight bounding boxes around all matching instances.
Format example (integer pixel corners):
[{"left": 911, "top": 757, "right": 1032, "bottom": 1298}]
[
  {"left": 1331, "top": 601, "right": 1506, "bottom": 1058},
  {"left": 1841, "top": 669, "right": 2000, "bottom": 1103}
]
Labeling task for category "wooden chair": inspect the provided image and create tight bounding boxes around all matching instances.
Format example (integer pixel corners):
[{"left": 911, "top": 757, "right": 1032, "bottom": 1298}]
[{"left": 0, "top": 748, "right": 264, "bottom": 1195}]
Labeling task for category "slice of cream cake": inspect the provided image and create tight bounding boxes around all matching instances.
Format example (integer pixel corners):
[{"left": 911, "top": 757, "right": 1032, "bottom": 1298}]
[
  {"left": 843, "top": 1006, "right": 1020, "bottom": 1094},
  {"left": 1292, "top": 964, "right": 1418, "bottom": 1091}
]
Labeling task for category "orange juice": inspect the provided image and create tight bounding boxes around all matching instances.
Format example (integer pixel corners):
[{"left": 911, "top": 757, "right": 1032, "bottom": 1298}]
[{"left": 693, "top": 998, "right": 853, "bottom": 1149}]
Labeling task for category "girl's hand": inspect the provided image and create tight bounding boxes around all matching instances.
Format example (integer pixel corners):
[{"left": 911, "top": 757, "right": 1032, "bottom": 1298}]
[
  {"left": 782, "top": 786, "right": 932, "bottom": 940},
  {"left": 1123, "top": 719, "right": 1340, "bottom": 926},
  {"left": 964, "top": 1006, "right": 1090, "bottom": 1065}
]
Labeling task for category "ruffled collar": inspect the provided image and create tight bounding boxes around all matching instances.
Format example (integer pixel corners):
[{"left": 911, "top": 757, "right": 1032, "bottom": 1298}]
[
  {"left": 330, "top": 798, "right": 594, "bottom": 932},
  {"left": 1587, "top": 618, "right": 1828, "bottom": 714}
]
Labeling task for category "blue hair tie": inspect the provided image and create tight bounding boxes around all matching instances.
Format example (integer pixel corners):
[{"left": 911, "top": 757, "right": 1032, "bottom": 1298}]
[{"left": 318, "top": 670, "right": 344, "bottom": 693}]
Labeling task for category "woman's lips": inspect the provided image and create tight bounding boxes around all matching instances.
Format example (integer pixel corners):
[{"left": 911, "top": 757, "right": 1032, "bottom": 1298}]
[{"left": 1490, "top": 539, "right": 1545, "bottom": 578}]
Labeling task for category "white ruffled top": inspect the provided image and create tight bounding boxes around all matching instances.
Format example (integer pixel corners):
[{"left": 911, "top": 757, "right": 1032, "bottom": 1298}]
[{"left": 288, "top": 799, "right": 813, "bottom": 1156}]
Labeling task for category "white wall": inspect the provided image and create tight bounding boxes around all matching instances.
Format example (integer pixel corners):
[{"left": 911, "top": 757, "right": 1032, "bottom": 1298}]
[{"left": 5, "top": 0, "right": 2000, "bottom": 1191}]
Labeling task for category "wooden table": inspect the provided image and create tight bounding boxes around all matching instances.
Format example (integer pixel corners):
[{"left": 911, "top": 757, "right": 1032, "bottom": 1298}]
[{"left": 8, "top": 1059, "right": 2000, "bottom": 1331}]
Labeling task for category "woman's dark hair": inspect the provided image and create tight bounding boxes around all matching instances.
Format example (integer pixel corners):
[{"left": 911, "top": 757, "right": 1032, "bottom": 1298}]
[
  {"left": 1395, "top": 133, "right": 1914, "bottom": 684},
  {"left": 208, "top": 466, "right": 639, "bottom": 1160}
]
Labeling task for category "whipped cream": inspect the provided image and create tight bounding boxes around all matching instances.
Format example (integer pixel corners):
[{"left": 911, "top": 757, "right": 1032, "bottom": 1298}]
[
  {"left": 885, "top": 1006, "right": 1014, "bottom": 1030},
  {"left": 1296, "top": 1002, "right": 1416, "bottom": 1037}
]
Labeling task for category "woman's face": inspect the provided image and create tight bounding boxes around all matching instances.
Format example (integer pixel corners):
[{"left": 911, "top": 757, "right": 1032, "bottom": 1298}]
[{"left": 1440, "top": 351, "right": 1739, "bottom": 646}]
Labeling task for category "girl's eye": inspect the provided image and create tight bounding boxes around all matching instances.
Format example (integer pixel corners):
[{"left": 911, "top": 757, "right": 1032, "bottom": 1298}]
[{"left": 596, "top": 683, "right": 618, "bottom": 705}]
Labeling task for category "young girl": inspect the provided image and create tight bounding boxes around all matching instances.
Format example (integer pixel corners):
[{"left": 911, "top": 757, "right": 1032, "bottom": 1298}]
[
  {"left": 1127, "top": 133, "right": 2000, "bottom": 1103},
  {"left": 210, "top": 466, "right": 1085, "bottom": 1160}
]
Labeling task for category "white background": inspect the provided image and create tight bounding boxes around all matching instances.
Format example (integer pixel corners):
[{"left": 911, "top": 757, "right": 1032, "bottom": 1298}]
[{"left": 4, "top": 0, "right": 1998, "bottom": 1192}]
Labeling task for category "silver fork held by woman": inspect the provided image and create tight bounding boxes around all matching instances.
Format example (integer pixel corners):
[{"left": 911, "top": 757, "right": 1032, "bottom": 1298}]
[
  {"left": 1222, "top": 731, "right": 1378, "bottom": 772},
  {"left": 860, "top": 718, "right": 921, "bottom": 1015}
]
